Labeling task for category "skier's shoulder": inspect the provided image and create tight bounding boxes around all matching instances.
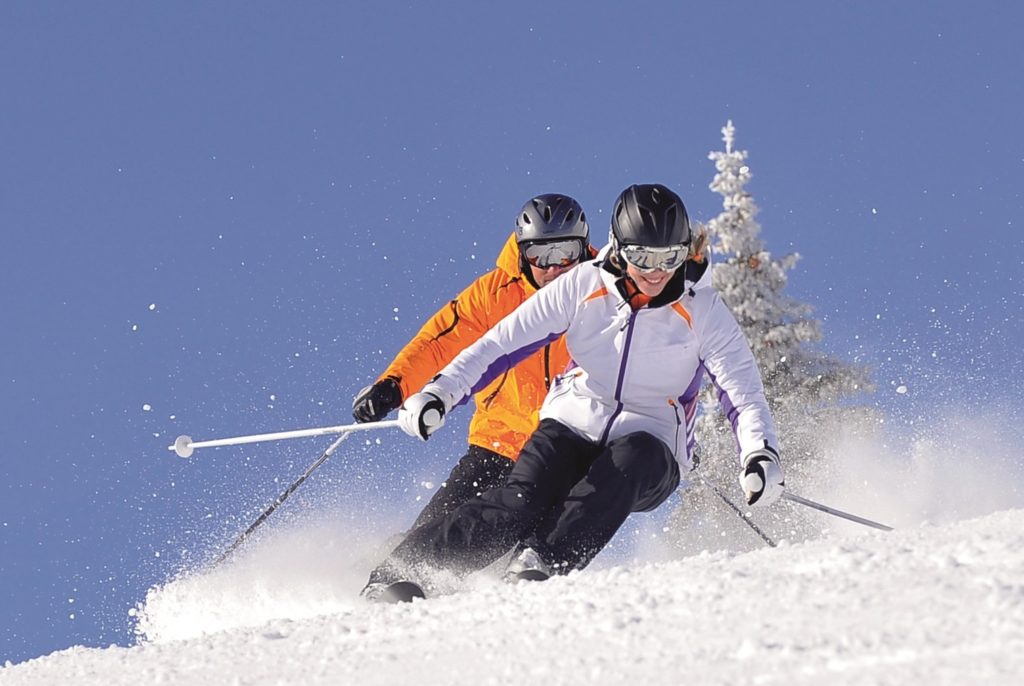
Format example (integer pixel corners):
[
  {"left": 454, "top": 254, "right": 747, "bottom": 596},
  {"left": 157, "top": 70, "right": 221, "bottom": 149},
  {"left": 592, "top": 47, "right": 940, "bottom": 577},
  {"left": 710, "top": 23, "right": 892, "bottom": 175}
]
[
  {"left": 681, "top": 255, "right": 720, "bottom": 307},
  {"left": 455, "top": 264, "right": 529, "bottom": 313},
  {"left": 570, "top": 255, "right": 607, "bottom": 286},
  {"left": 538, "top": 256, "right": 605, "bottom": 310},
  {"left": 572, "top": 248, "right": 616, "bottom": 290}
]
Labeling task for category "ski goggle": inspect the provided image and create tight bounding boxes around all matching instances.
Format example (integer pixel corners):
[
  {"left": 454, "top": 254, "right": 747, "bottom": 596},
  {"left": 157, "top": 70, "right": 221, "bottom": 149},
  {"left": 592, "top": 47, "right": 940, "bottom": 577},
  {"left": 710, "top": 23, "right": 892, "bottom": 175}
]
[
  {"left": 619, "top": 243, "right": 689, "bottom": 273},
  {"left": 521, "top": 239, "right": 585, "bottom": 269}
]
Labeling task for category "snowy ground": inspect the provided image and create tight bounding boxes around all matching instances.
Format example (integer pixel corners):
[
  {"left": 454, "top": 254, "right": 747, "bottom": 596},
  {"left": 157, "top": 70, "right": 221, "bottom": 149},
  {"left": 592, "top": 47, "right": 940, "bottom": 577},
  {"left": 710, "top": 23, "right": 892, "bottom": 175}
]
[{"left": 4, "top": 505, "right": 1023, "bottom": 686}]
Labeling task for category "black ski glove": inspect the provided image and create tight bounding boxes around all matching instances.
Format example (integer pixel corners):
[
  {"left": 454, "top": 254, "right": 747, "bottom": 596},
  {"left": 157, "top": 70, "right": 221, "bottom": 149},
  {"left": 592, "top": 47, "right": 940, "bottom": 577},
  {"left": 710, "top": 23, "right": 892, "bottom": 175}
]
[{"left": 352, "top": 377, "right": 403, "bottom": 423}]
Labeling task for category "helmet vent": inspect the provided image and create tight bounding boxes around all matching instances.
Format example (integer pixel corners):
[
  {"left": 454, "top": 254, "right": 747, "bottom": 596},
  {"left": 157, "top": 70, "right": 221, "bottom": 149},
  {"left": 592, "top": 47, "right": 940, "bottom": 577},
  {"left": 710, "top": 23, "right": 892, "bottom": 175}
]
[
  {"left": 521, "top": 212, "right": 531, "bottom": 225},
  {"left": 651, "top": 186, "right": 662, "bottom": 204},
  {"left": 542, "top": 206, "right": 553, "bottom": 222},
  {"left": 565, "top": 209, "right": 575, "bottom": 224},
  {"left": 640, "top": 208, "right": 656, "bottom": 231}
]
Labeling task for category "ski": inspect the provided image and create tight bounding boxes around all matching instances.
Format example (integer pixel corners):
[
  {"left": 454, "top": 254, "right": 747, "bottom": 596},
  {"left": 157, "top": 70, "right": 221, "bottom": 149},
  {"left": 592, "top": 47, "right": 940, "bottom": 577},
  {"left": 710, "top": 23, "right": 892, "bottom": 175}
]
[
  {"left": 508, "top": 569, "right": 550, "bottom": 583},
  {"left": 377, "top": 581, "right": 426, "bottom": 603}
]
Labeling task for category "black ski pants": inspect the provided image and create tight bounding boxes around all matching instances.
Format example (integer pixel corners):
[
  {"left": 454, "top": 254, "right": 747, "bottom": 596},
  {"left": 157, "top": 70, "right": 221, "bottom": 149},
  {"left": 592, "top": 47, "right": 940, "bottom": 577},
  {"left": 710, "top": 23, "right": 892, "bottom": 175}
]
[
  {"left": 368, "top": 445, "right": 515, "bottom": 586},
  {"left": 409, "top": 445, "right": 515, "bottom": 529},
  {"left": 389, "top": 418, "right": 680, "bottom": 576}
]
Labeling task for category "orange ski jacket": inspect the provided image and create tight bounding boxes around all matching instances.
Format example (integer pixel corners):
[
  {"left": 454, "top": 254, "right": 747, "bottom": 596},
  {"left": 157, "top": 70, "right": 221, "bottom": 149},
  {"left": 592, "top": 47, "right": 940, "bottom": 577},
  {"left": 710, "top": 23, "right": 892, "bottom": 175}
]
[{"left": 378, "top": 233, "right": 574, "bottom": 460}]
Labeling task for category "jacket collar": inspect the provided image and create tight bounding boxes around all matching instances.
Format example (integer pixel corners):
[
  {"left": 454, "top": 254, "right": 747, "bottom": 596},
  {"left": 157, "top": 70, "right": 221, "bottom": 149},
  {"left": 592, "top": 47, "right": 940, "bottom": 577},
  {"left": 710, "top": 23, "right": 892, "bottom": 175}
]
[{"left": 495, "top": 233, "right": 537, "bottom": 294}]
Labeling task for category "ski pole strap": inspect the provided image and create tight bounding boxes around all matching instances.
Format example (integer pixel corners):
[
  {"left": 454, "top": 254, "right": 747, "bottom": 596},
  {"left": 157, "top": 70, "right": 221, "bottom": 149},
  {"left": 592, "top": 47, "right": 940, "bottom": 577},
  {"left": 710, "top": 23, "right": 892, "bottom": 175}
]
[{"left": 782, "top": 492, "right": 893, "bottom": 531}]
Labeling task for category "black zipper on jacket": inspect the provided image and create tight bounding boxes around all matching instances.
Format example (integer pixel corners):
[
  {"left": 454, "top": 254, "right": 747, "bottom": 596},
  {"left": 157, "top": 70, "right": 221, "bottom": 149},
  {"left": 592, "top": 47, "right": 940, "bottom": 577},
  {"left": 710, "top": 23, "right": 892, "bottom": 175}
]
[
  {"left": 543, "top": 344, "right": 552, "bottom": 389},
  {"left": 431, "top": 300, "right": 461, "bottom": 341},
  {"left": 481, "top": 370, "right": 508, "bottom": 408},
  {"left": 669, "top": 398, "right": 683, "bottom": 458}
]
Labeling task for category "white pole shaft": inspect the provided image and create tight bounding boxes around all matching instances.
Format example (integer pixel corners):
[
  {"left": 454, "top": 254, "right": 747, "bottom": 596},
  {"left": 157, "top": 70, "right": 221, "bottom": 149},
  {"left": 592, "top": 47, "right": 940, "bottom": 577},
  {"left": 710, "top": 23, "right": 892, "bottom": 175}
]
[
  {"left": 168, "top": 419, "right": 402, "bottom": 456},
  {"left": 782, "top": 492, "right": 893, "bottom": 531}
]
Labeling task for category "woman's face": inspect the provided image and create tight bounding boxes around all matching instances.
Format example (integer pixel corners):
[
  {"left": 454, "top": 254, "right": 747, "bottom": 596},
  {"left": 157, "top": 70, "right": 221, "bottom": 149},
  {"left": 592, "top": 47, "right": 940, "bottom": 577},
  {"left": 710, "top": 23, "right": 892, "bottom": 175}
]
[{"left": 625, "top": 263, "right": 675, "bottom": 297}]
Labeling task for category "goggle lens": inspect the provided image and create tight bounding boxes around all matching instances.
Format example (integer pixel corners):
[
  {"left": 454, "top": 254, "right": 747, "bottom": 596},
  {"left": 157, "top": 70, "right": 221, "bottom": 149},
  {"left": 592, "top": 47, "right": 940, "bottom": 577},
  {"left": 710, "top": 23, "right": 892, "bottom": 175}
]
[
  {"left": 522, "top": 239, "right": 585, "bottom": 269},
  {"left": 619, "top": 244, "right": 689, "bottom": 273}
]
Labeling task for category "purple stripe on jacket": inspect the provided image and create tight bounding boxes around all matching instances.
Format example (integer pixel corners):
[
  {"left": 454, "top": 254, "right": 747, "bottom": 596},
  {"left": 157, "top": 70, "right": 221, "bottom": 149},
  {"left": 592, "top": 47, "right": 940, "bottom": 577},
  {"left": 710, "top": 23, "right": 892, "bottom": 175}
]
[
  {"left": 457, "top": 331, "right": 564, "bottom": 406},
  {"left": 701, "top": 361, "right": 741, "bottom": 431},
  {"left": 675, "top": 367, "right": 706, "bottom": 463},
  {"left": 678, "top": 367, "right": 704, "bottom": 405}
]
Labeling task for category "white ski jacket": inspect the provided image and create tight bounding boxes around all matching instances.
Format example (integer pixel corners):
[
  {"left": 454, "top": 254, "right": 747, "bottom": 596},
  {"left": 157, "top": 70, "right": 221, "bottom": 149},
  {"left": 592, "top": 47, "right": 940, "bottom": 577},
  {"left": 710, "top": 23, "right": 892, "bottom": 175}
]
[{"left": 427, "top": 246, "right": 779, "bottom": 471}]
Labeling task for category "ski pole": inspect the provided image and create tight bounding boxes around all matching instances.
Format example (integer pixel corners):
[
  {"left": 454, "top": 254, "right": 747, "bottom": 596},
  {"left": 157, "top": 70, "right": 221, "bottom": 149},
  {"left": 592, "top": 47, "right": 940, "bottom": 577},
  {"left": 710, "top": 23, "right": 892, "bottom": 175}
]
[
  {"left": 698, "top": 477, "right": 777, "bottom": 548},
  {"left": 169, "top": 419, "right": 402, "bottom": 457},
  {"left": 211, "top": 431, "right": 352, "bottom": 567},
  {"left": 782, "top": 492, "right": 893, "bottom": 532}
]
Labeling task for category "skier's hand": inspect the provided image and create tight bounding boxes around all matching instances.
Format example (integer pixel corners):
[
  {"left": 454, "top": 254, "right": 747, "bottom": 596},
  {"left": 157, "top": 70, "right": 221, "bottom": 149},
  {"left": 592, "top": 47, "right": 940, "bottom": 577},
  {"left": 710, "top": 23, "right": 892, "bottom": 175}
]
[
  {"left": 739, "top": 447, "right": 784, "bottom": 507},
  {"left": 398, "top": 388, "right": 448, "bottom": 440},
  {"left": 352, "top": 377, "right": 403, "bottom": 423}
]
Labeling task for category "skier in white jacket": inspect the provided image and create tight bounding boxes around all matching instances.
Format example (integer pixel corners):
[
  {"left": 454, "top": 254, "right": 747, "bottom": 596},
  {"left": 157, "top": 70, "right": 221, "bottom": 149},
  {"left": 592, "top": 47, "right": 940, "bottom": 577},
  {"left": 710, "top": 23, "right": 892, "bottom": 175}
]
[{"left": 368, "top": 183, "right": 784, "bottom": 598}]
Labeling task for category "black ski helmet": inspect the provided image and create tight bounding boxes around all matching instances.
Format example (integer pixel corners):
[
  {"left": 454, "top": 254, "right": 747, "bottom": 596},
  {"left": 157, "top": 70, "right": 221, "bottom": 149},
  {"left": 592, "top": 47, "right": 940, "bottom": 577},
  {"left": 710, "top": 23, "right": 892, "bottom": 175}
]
[
  {"left": 515, "top": 194, "right": 589, "bottom": 244},
  {"left": 610, "top": 184, "right": 691, "bottom": 248}
]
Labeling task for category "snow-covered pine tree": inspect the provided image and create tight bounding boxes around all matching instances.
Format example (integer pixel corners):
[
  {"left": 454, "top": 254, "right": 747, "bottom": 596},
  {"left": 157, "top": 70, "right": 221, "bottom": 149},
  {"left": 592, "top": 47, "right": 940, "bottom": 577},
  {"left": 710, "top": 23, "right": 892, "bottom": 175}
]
[{"left": 666, "top": 121, "right": 877, "bottom": 554}]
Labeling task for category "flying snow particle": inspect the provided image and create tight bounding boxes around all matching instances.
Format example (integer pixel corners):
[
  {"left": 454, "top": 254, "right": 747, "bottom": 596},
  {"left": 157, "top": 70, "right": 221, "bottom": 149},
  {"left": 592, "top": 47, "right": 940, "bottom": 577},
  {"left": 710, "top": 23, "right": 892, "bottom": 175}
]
[
  {"left": 872, "top": 208, "right": 878, "bottom": 215},
  {"left": 142, "top": 404, "right": 152, "bottom": 412},
  {"left": 131, "top": 324, "right": 138, "bottom": 332},
  {"left": 148, "top": 303, "right": 156, "bottom": 311},
  {"left": 896, "top": 385, "right": 908, "bottom": 394}
]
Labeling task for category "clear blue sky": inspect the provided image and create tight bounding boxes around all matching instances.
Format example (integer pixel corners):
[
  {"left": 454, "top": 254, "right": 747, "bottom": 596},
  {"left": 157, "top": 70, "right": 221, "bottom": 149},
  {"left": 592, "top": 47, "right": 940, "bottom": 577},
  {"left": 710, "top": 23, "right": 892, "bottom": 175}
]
[{"left": 2, "top": 1, "right": 1021, "bottom": 664}]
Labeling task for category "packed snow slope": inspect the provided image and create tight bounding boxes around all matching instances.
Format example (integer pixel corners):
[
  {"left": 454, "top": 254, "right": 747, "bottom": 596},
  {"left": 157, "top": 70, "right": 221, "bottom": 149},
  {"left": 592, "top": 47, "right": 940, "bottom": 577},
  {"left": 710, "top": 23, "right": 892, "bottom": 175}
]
[{"left": 3, "top": 508, "right": 1023, "bottom": 686}]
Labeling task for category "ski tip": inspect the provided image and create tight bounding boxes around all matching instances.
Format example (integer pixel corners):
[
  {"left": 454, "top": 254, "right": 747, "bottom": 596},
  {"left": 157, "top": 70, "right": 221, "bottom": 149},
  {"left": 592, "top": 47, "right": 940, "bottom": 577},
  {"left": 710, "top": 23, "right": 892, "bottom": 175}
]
[{"left": 379, "top": 581, "right": 426, "bottom": 603}]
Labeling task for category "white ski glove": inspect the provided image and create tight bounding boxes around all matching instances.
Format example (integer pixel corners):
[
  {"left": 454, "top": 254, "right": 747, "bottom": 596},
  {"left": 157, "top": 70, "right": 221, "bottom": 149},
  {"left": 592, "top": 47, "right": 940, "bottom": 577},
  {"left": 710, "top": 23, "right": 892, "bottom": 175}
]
[
  {"left": 398, "top": 382, "right": 452, "bottom": 441},
  {"left": 739, "top": 446, "right": 784, "bottom": 507}
]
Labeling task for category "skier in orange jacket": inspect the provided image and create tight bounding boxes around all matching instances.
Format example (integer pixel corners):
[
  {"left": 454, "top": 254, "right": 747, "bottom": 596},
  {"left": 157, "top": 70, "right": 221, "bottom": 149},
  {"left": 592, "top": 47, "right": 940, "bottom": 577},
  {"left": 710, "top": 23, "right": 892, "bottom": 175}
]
[{"left": 352, "top": 193, "right": 593, "bottom": 532}]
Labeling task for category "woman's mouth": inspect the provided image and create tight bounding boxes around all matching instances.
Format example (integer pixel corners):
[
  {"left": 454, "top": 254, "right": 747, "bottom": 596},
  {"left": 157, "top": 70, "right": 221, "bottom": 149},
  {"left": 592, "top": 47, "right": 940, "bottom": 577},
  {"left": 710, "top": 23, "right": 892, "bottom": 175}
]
[{"left": 637, "top": 272, "right": 667, "bottom": 287}]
